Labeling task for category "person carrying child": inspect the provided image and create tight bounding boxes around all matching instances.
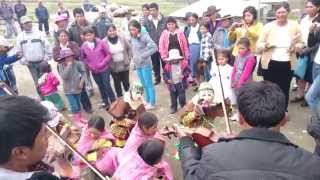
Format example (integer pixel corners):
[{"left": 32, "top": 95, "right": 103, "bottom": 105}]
[
  {"left": 57, "top": 48, "right": 89, "bottom": 127},
  {"left": 231, "top": 37, "right": 256, "bottom": 89},
  {"left": 38, "top": 62, "right": 65, "bottom": 111},
  {"left": 113, "top": 139, "right": 173, "bottom": 180},
  {"left": 163, "top": 49, "right": 191, "bottom": 114}
]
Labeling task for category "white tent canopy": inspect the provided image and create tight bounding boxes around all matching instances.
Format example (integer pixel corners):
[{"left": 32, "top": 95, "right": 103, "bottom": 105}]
[{"left": 169, "top": 0, "right": 288, "bottom": 18}]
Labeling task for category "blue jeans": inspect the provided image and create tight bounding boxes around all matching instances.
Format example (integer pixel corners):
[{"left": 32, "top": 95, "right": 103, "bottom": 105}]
[
  {"left": 137, "top": 66, "right": 156, "bottom": 106},
  {"left": 92, "top": 69, "right": 116, "bottom": 106},
  {"left": 189, "top": 44, "right": 201, "bottom": 77},
  {"left": 306, "top": 63, "right": 320, "bottom": 117},
  {"left": 66, "top": 94, "right": 81, "bottom": 114}
]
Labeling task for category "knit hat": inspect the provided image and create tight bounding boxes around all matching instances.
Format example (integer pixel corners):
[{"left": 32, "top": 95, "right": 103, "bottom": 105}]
[{"left": 58, "top": 48, "right": 74, "bottom": 61}]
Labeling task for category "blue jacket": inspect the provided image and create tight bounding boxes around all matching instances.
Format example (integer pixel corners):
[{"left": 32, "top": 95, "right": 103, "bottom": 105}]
[
  {"left": 0, "top": 54, "right": 18, "bottom": 82},
  {"left": 35, "top": 5, "right": 49, "bottom": 21}
]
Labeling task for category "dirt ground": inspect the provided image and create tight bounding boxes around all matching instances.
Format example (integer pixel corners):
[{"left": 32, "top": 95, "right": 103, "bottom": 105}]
[{"left": 13, "top": 57, "right": 316, "bottom": 179}]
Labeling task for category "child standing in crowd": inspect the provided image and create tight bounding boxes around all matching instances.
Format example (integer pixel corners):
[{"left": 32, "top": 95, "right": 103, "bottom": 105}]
[
  {"left": 199, "top": 22, "right": 214, "bottom": 82},
  {"left": 57, "top": 48, "right": 88, "bottom": 127},
  {"left": 163, "top": 49, "right": 191, "bottom": 114},
  {"left": 128, "top": 20, "right": 157, "bottom": 110},
  {"left": 38, "top": 62, "right": 65, "bottom": 111},
  {"left": 210, "top": 50, "right": 236, "bottom": 105},
  {"left": 113, "top": 139, "right": 173, "bottom": 180},
  {"left": 81, "top": 27, "right": 116, "bottom": 109},
  {"left": 0, "top": 38, "right": 21, "bottom": 93},
  {"left": 231, "top": 37, "right": 256, "bottom": 89}
]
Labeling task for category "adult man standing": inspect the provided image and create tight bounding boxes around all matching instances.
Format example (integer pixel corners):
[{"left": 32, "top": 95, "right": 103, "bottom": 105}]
[
  {"left": 35, "top": 0, "right": 49, "bottom": 35},
  {"left": 0, "top": 0, "right": 17, "bottom": 38},
  {"left": 0, "top": 96, "right": 59, "bottom": 180},
  {"left": 207, "top": 5, "right": 220, "bottom": 35},
  {"left": 14, "top": 0, "right": 26, "bottom": 26},
  {"left": 144, "top": 3, "right": 166, "bottom": 85},
  {"left": 93, "top": 7, "right": 113, "bottom": 39},
  {"left": 177, "top": 81, "right": 320, "bottom": 179},
  {"left": 16, "top": 16, "right": 51, "bottom": 95}
]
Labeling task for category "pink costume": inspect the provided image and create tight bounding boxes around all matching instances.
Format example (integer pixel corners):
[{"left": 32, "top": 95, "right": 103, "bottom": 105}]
[
  {"left": 73, "top": 126, "right": 120, "bottom": 177},
  {"left": 113, "top": 151, "right": 173, "bottom": 180},
  {"left": 115, "top": 123, "right": 173, "bottom": 180}
]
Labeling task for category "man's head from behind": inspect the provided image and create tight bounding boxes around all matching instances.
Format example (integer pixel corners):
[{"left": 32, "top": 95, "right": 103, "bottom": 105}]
[
  {"left": 237, "top": 81, "right": 287, "bottom": 129},
  {"left": 0, "top": 96, "right": 49, "bottom": 170}
]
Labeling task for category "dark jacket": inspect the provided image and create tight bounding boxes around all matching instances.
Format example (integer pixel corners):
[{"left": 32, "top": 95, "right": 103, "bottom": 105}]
[
  {"left": 14, "top": 3, "right": 26, "bottom": 18},
  {"left": 93, "top": 17, "right": 113, "bottom": 39},
  {"left": 0, "top": 4, "right": 14, "bottom": 20},
  {"left": 307, "top": 16, "right": 320, "bottom": 63},
  {"left": 179, "top": 128, "right": 320, "bottom": 180},
  {"left": 144, "top": 14, "right": 166, "bottom": 45},
  {"left": 68, "top": 21, "right": 91, "bottom": 45},
  {"left": 35, "top": 5, "right": 49, "bottom": 21},
  {"left": 184, "top": 25, "right": 202, "bottom": 43}
]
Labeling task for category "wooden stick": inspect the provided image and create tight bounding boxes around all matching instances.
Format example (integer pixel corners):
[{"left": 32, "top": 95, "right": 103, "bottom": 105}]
[
  {"left": 211, "top": 50, "right": 232, "bottom": 134},
  {"left": 45, "top": 125, "right": 110, "bottom": 180}
]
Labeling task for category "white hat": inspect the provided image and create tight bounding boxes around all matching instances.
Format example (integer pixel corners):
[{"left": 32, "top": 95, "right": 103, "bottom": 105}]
[
  {"left": 165, "top": 49, "right": 183, "bottom": 61},
  {"left": 0, "top": 38, "right": 11, "bottom": 47}
]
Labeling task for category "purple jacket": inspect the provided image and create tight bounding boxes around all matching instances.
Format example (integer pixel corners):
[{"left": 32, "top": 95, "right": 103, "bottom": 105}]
[{"left": 80, "top": 38, "right": 112, "bottom": 74}]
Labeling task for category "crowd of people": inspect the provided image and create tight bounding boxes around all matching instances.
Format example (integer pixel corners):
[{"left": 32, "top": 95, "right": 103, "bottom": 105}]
[{"left": 1, "top": 0, "right": 320, "bottom": 179}]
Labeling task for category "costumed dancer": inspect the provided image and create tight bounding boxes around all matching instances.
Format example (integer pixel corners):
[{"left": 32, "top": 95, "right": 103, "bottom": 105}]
[
  {"left": 113, "top": 139, "right": 173, "bottom": 180},
  {"left": 73, "top": 115, "right": 120, "bottom": 177},
  {"left": 180, "top": 82, "right": 228, "bottom": 128},
  {"left": 108, "top": 82, "right": 146, "bottom": 147}
]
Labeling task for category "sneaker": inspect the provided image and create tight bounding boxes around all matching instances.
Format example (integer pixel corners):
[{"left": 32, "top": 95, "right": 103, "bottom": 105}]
[
  {"left": 145, "top": 104, "right": 156, "bottom": 110},
  {"left": 290, "top": 96, "right": 304, "bottom": 103}
]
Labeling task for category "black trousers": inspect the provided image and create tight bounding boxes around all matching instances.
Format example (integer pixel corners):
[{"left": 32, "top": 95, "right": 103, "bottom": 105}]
[
  {"left": 151, "top": 51, "right": 165, "bottom": 82},
  {"left": 38, "top": 19, "right": 49, "bottom": 33},
  {"left": 170, "top": 83, "right": 186, "bottom": 110},
  {"left": 80, "top": 85, "right": 92, "bottom": 112},
  {"left": 263, "top": 60, "right": 293, "bottom": 109},
  {"left": 111, "top": 70, "right": 130, "bottom": 97}
]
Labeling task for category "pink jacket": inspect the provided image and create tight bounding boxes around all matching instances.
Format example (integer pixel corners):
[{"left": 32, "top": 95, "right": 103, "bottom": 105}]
[
  {"left": 38, "top": 72, "right": 59, "bottom": 96},
  {"left": 80, "top": 38, "right": 112, "bottom": 74},
  {"left": 113, "top": 150, "right": 173, "bottom": 180},
  {"left": 159, "top": 29, "right": 190, "bottom": 62},
  {"left": 231, "top": 51, "right": 256, "bottom": 89},
  {"left": 74, "top": 126, "right": 120, "bottom": 176}
]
